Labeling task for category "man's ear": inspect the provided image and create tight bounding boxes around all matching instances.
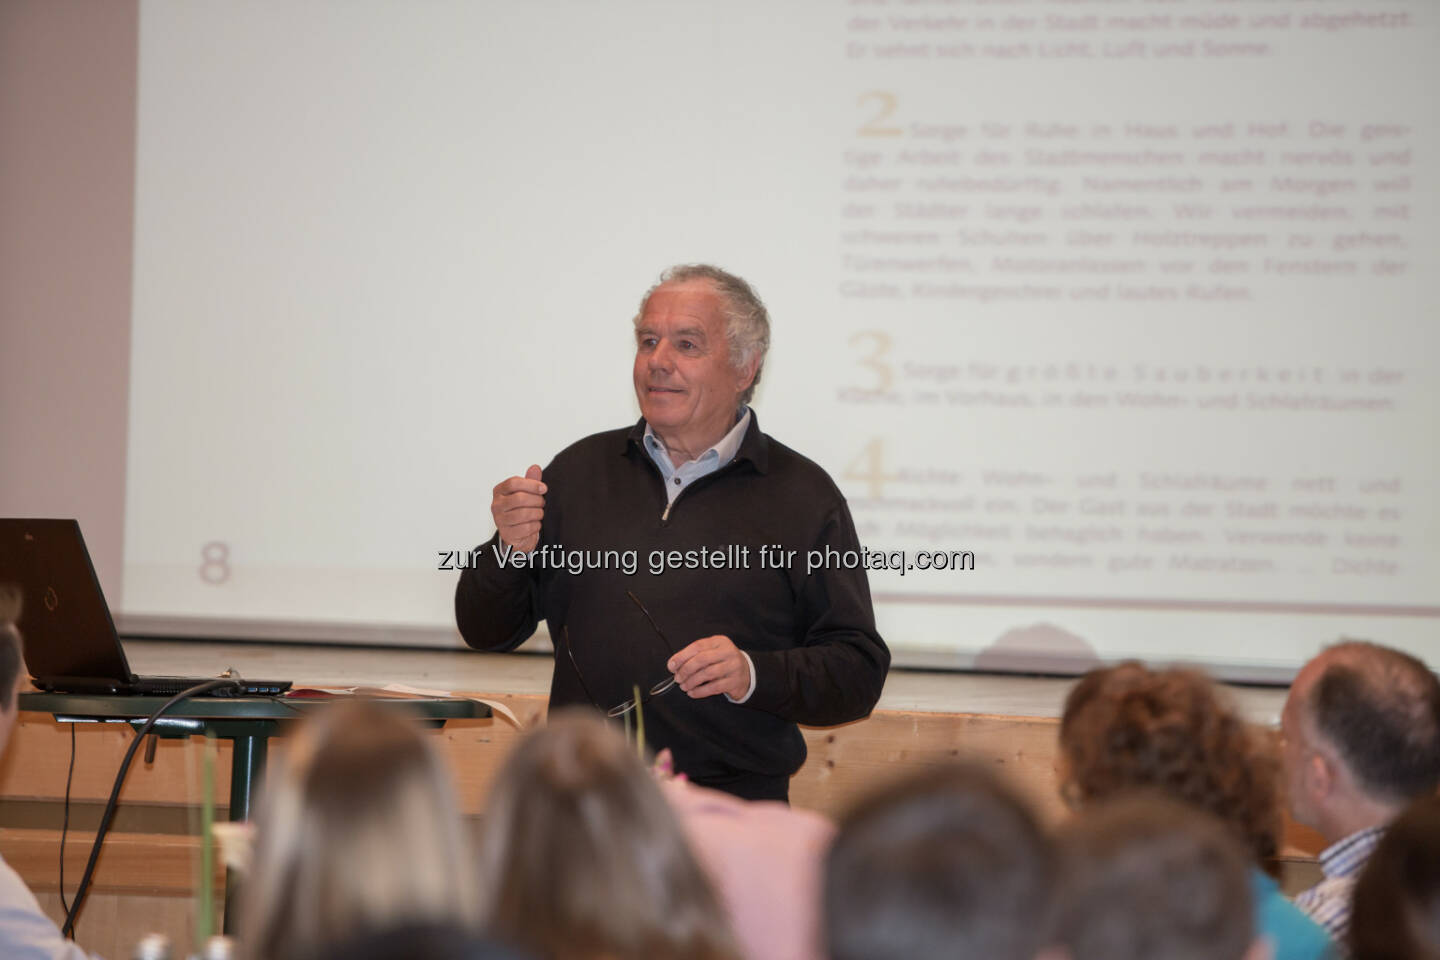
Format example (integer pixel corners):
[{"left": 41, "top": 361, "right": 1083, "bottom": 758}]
[
  {"left": 1308, "top": 749, "right": 1335, "bottom": 800},
  {"left": 736, "top": 354, "right": 760, "bottom": 393}
]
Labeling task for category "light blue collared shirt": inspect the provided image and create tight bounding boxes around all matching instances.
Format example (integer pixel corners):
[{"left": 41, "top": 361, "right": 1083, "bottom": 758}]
[
  {"left": 643, "top": 407, "right": 753, "bottom": 505},
  {"left": 641, "top": 406, "right": 757, "bottom": 704}
]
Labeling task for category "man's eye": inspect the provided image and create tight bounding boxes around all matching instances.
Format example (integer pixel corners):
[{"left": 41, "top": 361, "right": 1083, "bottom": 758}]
[{"left": 678, "top": 340, "right": 695, "bottom": 351}]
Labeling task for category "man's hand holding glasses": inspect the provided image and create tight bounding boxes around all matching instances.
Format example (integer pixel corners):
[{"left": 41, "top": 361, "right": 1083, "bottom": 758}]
[
  {"left": 564, "top": 591, "right": 754, "bottom": 719},
  {"left": 667, "top": 634, "right": 753, "bottom": 701}
]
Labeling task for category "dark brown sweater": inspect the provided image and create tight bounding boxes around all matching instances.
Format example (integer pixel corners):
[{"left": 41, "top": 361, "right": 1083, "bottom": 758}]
[{"left": 455, "top": 415, "right": 890, "bottom": 789}]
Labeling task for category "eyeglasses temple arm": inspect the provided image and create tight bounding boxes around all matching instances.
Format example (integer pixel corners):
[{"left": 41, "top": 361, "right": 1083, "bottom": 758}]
[{"left": 626, "top": 590, "right": 679, "bottom": 656}]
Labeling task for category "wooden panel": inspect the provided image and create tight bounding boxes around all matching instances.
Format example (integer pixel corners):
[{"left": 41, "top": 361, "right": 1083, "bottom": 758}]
[
  {"left": 793, "top": 710, "right": 1066, "bottom": 820},
  {"left": 35, "top": 891, "right": 211, "bottom": 960},
  {"left": 0, "top": 696, "right": 548, "bottom": 811},
  {"left": 0, "top": 827, "right": 224, "bottom": 896},
  {"left": 1283, "top": 819, "right": 1328, "bottom": 858},
  {"left": 0, "top": 716, "right": 235, "bottom": 805},
  {"left": 443, "top": 693, "right": 550, "bottom": 811},
  {"left": 8, "top": 693, "right": 1322, "bottom": 861},
  {"left": 0, "top": 693, "right": 1327, "bottom": 960}
]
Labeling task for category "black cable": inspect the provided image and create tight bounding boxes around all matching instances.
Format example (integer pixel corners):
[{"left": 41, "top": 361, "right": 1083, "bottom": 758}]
[
  {"left": 61, "top": 678, "right": 240, "bottom": 939},
  {"left": 58, "top": 722, "right": 75, "bottom": 918}
]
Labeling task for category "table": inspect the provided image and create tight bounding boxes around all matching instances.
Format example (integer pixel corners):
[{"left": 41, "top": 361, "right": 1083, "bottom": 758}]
[{"left": 18, "top": 691, "right": 489, "bottom": 933}]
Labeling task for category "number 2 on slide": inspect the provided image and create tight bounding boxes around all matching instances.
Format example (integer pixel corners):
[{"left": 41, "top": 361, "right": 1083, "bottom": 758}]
[{"left": 857, "top": 92, "right": 901, "bottom": 137}]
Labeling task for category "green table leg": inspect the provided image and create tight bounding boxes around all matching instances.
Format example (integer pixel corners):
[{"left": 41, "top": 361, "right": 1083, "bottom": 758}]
[{"left": 222, "top": 734, "right": 268, "bottom": 935}]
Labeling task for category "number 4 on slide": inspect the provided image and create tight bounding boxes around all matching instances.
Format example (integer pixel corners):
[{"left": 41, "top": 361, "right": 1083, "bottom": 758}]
[{"left": 845, "top": 438, "right": 899, "bottom": 499}]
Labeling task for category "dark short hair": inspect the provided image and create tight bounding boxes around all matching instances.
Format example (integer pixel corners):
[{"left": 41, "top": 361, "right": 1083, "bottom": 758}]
[
  {"left": 0, "top": 584, "right": 24, "bottom": 711},
  {"left": 1059, "top": 662, "right": 1280, "bottom": 871},
  {"left": 1351, "top": 794, "right": 1440, "bottom": 960},
  {"left": 306, "top": 923, "right": 530, "bottom": 960},
  {"left": 1055, "top": 794, "right": 1255, "bottom": 960},
  {"left": 1309, "top": 642, "right": 1440, "bottom": 804},
  {"left": 824, "top": 763, "right": 1056, "bottom": 960}
]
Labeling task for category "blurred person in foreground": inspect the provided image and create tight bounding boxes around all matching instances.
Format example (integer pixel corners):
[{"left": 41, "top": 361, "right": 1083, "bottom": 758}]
[
  {"left": 238, "top": 699, "right": 516, "bottom": 960},
  {"left": 823, "top": 763, "right": 1057, "bottom": 960},
  {"left": 475, "top": 710, "right": 741, "bottom": 960},
  {"left": 1059, "top": 663, "right": 1333, "bottom": 960},
  {"left": 655, "top": 747, "right": 834, "bottom": 960},
  {"left": 1055, "top": 794, "right": 1269, "bottom": 960},
  {"left": 1281, "top": 641, "right": 1440, "bottom": 944},
  {"left": 0, "top": 587, "right": 99, "bottom": 960},
  {"left": 1348, "top": 794, "right": 1440, "bottom": 960}
]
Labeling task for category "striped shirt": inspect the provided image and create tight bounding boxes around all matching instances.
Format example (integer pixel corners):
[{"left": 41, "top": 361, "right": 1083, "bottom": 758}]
[{"left": 1293, "top": 826, "right": 1385, "bottom": 949}]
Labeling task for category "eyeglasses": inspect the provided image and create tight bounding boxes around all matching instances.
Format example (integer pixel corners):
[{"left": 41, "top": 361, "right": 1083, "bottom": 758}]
[{"left": 563, "top": 591, "right": 679, "bottom": 719}]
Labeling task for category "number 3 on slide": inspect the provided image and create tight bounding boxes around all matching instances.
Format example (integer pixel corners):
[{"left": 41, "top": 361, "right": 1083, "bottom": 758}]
[{"left": 850, "top": 331, "right": 894, "bottom": 392}]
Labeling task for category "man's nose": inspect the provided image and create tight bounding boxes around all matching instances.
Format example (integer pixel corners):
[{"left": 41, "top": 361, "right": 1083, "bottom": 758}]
[{"left": 648, "top": 339, "right": 675, "bottom": 370}]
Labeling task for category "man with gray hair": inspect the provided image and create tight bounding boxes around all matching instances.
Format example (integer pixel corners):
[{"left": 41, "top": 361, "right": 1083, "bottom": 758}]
[
  {"left": 456, "top": 265, "right": 889, "bottom": 802},
  {"left": 1280, "top": 639, "right": 1440, "bottom": 945}
]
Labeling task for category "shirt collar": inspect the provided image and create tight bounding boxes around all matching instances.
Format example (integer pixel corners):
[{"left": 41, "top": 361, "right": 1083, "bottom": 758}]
[
  {"left": 642, "top": 407, "right": 752, "bottom": 469},
  {"left": 1317, "top": 825, "right": 1385, "bottom": 880},
  {"left": 625, "top": 408, "right": 769, "bottom": 474}
]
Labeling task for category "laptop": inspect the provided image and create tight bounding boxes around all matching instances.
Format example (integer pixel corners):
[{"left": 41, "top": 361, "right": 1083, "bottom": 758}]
[{"left": 0, "top": 518, "right": 290, "bottom": 697}]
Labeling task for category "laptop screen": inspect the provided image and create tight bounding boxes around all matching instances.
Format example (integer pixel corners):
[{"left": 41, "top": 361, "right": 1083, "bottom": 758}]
[{"left": 0, "top": 519, "right": 132, "bottom": 686}]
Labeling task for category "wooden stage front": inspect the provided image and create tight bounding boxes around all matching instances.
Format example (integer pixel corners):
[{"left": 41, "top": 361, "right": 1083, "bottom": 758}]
[{"left": 0, "top": 640, "right": 1316, "bottom": 957}]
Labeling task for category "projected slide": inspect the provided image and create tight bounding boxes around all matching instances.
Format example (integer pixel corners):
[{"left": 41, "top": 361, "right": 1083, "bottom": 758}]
[{"left": 122, "top": 0, "right": 1437, "bottom": 674}]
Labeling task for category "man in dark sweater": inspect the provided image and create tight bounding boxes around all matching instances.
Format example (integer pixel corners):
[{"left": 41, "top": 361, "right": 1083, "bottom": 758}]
[{"left": 455, "top": 264, "right": 890, "bottom": 801}]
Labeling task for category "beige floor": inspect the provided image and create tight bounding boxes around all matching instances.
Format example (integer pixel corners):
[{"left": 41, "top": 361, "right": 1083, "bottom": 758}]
[{"left": 122, "top": 638, "right": 1290, "bottom": 723}]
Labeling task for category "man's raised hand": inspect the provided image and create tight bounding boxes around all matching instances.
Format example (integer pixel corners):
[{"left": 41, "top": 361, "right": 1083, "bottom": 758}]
[{"left": 491, "top": 464, "right": 546, "bottom": 552}]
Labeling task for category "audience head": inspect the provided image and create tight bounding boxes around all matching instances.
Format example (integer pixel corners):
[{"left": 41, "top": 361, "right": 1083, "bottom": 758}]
[
  {"left": 1054, "top": 794, "right": 1263, "bottom": 960},
  {"left": 823, "top": 763, "right": 1057, "bottom": 960},
  {"left": 305, "top": 922, "right": 529, "bottom": 960},
  {"left": 1350, "top": 794, "right": 1440, "bottom": 960},
  {"left": 1281, "top": 640, "right": 1440, "bottom": 840},
  {"left": 239, "top": 700, "right": 480, "bottom": 960},
  {"left": 1059, "top": 662, "right": 1280, "bottom": 870},
  {"left": 0, "top": 584, "right": 25, "bottom": 754},
  {"left": 475, "top": 709, "right": 740, "bottom": 960}
]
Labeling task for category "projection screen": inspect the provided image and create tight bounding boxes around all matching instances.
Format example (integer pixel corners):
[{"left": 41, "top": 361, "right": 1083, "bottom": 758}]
[{"left": 119, "top": 0, "right": 1438, "bottom": 678}]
